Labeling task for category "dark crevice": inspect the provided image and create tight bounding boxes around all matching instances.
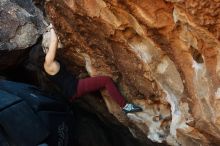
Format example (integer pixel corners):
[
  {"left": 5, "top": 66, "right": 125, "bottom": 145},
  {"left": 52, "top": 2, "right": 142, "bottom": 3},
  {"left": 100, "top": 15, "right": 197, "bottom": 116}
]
[
  {"left": 0, "top": 64, "right": 38, "bottom": 85},
  {"left": 189, "top": 46, "right": 204, "bottom": 63}
]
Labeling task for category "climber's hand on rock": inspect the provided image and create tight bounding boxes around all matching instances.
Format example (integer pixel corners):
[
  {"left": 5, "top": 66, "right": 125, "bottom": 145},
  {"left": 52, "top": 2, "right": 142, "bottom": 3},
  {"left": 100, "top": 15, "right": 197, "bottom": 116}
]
[
  {"left": 45, "top": 23, "right": 53, "bottom": 32},
  {"left": 48, "top": 23, "right": 53, "bottom": 29},
  {"left": 45, "top": 23, "right": 63, "bottom": 50}
]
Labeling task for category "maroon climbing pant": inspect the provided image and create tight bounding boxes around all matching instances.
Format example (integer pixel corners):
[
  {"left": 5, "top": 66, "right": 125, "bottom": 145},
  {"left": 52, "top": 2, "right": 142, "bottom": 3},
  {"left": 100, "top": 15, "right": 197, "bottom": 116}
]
[{"left": 71, "top": 76, "right": 126, "bottom": 107}]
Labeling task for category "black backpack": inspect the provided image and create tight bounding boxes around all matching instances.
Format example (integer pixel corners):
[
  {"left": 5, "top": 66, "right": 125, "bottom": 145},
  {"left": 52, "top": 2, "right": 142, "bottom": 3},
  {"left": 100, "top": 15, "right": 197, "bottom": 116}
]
[{"left": 0, "top": 80, "right": 75, "bottom": 146}]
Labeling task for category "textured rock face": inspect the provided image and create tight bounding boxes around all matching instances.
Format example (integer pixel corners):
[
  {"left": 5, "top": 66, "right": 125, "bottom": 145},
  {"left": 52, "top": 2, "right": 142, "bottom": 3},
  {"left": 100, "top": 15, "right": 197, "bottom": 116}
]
[
  {"left": 45, "top": 0, "right": 220, "bottom": 145},
  {"left": 0, "top": 0, "right": 46, "bottom": 69},
  {"left": 0, "top": 0, "right": 46, "bottom": 51}
]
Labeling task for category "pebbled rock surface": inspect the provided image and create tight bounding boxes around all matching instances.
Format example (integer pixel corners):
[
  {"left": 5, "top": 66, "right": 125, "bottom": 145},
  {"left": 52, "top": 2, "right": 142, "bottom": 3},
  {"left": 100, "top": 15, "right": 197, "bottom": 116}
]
[{"left": 45, "top": 0, "right": 220, "bottom": 145}]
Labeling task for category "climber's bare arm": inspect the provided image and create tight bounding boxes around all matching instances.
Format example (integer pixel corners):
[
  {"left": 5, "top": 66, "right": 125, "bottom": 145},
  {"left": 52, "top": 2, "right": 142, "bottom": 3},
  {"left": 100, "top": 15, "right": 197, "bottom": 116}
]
[{"left": 44, "top": 28, "right": 60, "bottom": 75}]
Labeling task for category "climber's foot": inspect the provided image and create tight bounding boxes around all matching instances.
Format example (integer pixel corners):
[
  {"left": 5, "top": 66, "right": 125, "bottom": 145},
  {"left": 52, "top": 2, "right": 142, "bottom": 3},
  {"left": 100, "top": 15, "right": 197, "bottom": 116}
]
[{"left": 122, "top": 103, "right": 142, "bottom": 113}]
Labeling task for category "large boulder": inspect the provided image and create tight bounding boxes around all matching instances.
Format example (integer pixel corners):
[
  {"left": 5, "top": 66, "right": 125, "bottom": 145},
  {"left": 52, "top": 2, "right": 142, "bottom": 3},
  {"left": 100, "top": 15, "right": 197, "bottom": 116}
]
[
  {"left": 0, "top": 0, "right": 47, "bottom": 69},
  {"left": 45, "top": 0, "right": 220, "bottom": 145}
]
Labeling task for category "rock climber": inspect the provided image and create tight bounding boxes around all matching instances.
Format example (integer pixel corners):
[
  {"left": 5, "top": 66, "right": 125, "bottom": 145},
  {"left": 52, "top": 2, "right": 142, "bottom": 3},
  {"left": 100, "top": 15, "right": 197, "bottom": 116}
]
[{"left": 27, "top": 24, "right": 142, "bottom": 114}]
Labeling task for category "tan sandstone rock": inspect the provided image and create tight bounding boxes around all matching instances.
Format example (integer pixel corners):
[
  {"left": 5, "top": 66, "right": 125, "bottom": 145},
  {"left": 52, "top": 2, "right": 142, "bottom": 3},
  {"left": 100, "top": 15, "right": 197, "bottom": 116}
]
[{"left": 45, "top": 0, "right": 220, "bottom": 145}]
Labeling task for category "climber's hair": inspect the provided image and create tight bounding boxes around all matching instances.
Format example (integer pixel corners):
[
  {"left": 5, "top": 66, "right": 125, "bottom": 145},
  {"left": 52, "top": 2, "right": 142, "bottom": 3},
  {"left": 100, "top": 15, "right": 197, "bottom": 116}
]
[
  {"left": 26, "top": 36, "right": 62, "bottom": 97},
  {"left": 27, "top": 36, "right": 45, "bottom": 71}
]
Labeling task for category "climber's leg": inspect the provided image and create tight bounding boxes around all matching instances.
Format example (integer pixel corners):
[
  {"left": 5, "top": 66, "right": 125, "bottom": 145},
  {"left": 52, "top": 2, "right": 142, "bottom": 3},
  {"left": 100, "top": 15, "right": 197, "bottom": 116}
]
[{"left": 72, "top": 76, "right": 126, "bottom": 107}]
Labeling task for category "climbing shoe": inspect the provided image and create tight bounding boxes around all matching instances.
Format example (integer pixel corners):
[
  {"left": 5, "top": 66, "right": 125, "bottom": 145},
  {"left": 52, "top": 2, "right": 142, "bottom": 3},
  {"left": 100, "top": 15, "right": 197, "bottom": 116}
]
[{"left": 122, "top": 103, "right": 142, "bottom": 113}]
